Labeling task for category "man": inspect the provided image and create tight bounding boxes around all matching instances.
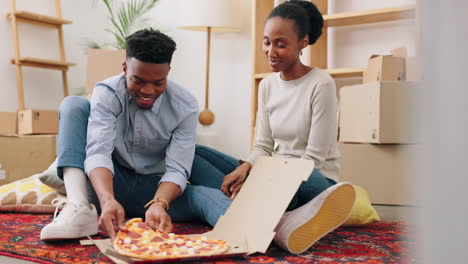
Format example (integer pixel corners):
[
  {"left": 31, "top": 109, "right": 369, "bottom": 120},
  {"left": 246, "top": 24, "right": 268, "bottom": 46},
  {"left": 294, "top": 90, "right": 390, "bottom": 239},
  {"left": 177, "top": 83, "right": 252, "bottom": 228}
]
[{"left": 40, "top": 28, "right": 232, "bottom": 241}]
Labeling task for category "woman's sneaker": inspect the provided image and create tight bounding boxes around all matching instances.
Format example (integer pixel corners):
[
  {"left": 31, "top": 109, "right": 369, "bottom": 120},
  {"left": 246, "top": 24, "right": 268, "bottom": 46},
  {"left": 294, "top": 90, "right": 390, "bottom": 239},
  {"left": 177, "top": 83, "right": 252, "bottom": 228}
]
[
  {"left": 40, "top": 199, "right": 98, "bottom": 241},
  {"left": 273, "top": 182, "right": 356, "bottom": 254}
]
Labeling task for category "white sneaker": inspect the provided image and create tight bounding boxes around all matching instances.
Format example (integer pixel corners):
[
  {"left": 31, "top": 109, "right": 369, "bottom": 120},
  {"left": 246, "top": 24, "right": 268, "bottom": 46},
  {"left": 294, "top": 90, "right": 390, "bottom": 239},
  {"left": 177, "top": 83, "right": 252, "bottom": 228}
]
[
  {"left": 40, "top": 198, "right": 98, "bottom": 241},
  {"left": 273, "top": 182, "right": 356, "bottom": 254}
]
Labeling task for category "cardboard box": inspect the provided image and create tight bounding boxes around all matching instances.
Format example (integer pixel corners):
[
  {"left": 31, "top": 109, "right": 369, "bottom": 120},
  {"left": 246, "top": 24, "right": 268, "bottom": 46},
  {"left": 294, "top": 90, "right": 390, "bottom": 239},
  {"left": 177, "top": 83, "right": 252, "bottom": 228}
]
[
  {"left": 85, "top": 157, "right": 316, "bottom": 263},
  {"left": 86, "top": 49, "right": 126, "bottom": 97},
  {"left": 18, "top": 109, "right": 58, "bottom": 135},
  {"left": 0, "top": 135, "right": 56, "bottom": 186},
  {"left": 339, "top": 143, "right": 422, "bottom": 206},
  {"left": 339, "top": 81, "right": 419, "bottom": 144},
  {"left": 405, "top": 56, "right": 421, "bottom": 81},
  {"left": 0, "top": 112, "right": 17, "bottom": 135},
  {"left": 363, "top": 47, "right": 407, "bottom": 84}
]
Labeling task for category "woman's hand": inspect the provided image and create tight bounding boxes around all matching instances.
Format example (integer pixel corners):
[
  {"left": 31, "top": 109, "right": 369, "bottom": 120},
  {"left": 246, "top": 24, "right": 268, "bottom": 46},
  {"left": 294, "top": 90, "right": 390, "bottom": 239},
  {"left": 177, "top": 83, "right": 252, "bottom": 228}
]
[{"left": 221, "top": 162, "right": 252, "bottom": 199}]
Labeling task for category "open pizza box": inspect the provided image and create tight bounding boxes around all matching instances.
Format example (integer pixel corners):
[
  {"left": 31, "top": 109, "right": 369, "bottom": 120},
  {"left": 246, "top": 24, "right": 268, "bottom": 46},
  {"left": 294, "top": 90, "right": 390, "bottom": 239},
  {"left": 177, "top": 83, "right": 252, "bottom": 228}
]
[{"left": 81, "top": 156, "right": 315, "bottom": 263}]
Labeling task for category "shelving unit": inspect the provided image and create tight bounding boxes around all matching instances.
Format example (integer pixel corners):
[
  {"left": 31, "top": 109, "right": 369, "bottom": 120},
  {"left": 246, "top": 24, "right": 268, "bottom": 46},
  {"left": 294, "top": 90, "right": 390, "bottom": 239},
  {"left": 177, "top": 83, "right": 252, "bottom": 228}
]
[
  {"left": 7, "top": 0, "right": 75, "bottom": 110},
  {"left": 250, "top": 0, "right": 416, "bottom": 146}
]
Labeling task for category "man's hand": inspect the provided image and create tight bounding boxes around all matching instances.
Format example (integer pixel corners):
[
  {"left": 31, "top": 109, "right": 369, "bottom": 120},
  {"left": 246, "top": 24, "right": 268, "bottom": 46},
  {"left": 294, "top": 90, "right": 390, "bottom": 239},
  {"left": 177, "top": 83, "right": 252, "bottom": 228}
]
[
  {"left": 221, "top": 162, "right": 252, "bottom": 199},
  {"left": 98, "top": 198, "right": 127, "bottom": 241},
  {"left": 145, "top": 203, "right": 173, "bottom": 233}
]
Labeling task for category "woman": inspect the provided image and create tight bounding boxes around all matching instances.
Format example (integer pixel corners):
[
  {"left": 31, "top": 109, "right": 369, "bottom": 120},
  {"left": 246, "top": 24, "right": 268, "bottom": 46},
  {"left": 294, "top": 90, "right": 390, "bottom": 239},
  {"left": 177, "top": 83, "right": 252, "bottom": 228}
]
[{"left": 190, "top": 0, "right": 356, "bottom": 254}]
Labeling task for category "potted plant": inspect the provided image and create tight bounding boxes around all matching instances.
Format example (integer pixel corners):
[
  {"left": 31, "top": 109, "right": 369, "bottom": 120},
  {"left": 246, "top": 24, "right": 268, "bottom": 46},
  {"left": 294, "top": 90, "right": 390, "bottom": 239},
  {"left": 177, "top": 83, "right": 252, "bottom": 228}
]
[{"left": 86, "top": 0, "right": 159, "bottom": 97}]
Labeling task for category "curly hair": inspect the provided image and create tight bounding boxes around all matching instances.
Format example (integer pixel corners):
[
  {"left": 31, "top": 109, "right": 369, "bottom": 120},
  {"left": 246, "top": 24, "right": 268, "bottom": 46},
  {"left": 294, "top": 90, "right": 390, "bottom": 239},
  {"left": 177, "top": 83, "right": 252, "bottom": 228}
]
[
  {"left": 268, "top": 0, "right": 323, "bottom": 45},
  {"left": 125, "top": 28, "right": 176, "bottom": 64}
]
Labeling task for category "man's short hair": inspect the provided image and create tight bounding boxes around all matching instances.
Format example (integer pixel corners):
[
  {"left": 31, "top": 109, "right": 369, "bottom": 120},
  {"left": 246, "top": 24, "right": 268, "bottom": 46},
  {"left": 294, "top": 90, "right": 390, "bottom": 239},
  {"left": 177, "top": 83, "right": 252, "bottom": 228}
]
[{"left": 125, "top": 28, "right": 176, "bottom": 64}]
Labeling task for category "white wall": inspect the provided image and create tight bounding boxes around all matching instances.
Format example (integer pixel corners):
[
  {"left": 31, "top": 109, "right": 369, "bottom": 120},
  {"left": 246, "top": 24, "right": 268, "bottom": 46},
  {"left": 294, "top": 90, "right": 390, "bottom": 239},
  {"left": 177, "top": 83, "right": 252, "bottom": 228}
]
[
  {"left": 420, "top": 1, "right": 468, "bottom": 263},
  {"left": 0, "top": 0, "right": 415, "bottom": 159}
]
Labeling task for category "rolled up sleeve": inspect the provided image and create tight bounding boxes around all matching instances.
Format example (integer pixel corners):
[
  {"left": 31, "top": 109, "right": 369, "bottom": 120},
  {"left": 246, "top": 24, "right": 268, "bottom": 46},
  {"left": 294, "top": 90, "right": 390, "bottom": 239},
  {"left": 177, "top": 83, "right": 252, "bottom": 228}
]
[
  {"left": 84, "top": 85, "right": 121, "bottom": 176},
  {"left": 159, "top": 110, "right": 198, "bottom": 193}
]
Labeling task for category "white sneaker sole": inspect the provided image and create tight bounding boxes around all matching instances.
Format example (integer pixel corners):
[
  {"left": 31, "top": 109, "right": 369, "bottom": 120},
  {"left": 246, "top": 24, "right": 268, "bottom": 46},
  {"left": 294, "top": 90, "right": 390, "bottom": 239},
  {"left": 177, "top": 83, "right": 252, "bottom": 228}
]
[
  {"left": 40, "top": 224, "right": 98, "bottom": 241},
  {"left": 286, "top": 183, "right": 356, "bottom": 254}
]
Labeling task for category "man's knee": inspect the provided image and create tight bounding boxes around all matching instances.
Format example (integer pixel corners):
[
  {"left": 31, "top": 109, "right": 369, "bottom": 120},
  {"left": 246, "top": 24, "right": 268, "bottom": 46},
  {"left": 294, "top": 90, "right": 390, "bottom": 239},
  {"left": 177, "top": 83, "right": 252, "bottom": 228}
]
[
  {"left": 195, "top": 145, "right": 216, "bottom": 157},
  {"left": 59, "top": 96, "right": 90, "bottom": 116}
]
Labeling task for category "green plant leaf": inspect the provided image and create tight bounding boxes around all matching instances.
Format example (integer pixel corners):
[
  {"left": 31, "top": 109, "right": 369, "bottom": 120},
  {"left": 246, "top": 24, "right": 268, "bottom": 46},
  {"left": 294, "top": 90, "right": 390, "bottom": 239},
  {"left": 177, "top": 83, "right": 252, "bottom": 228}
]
[{"left": 89, "top": 0, "right": 160, "bottom": 50}]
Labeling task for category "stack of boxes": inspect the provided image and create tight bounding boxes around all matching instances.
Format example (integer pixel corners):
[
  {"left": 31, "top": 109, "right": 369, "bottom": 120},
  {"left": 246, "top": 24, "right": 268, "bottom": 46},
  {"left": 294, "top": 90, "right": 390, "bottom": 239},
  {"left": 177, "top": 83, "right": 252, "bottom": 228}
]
[
  {"left": 338, "top": 47, "right": 422, "bottom": 206},
  {"left": 0, "top": 109, "right": 58, "bottom": 186}
]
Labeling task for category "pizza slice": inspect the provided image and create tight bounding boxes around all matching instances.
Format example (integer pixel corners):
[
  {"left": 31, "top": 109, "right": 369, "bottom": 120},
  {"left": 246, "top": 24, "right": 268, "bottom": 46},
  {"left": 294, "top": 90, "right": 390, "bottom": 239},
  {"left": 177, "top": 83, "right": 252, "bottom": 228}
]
[{"left": 114, "top": 218, "right": 228, "bottom": 260}]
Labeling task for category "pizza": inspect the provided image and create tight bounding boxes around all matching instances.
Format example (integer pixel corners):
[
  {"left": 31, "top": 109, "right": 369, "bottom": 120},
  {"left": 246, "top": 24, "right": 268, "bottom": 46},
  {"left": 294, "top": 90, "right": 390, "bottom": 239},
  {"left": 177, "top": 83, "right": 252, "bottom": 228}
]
[{"left": 113, "top": 218, "right": 229, "bottom": 260}]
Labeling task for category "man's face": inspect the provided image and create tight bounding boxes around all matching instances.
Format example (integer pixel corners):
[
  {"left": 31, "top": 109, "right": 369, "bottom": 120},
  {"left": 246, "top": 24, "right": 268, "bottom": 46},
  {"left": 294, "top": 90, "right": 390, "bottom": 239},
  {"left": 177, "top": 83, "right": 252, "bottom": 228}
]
[{"left": 123, "top": 57, "right": 171, "bottom": 109}]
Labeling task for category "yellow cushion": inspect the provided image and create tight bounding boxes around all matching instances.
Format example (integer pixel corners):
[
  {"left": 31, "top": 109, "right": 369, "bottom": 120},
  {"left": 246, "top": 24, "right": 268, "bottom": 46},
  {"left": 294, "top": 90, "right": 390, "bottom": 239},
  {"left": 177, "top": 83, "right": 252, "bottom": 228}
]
[
  {"left": 0, "top": 174, "right": 65, "bottom": 213},
  {"left": 342, "top": 185, "right": 381, "bottom": 226}
]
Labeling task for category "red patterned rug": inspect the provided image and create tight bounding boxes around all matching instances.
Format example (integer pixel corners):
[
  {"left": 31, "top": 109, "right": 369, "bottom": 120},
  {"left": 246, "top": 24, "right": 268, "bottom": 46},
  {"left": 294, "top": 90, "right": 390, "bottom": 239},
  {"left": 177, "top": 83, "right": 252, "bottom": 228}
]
[{"left": 0, "top": 213, "right": 416, "bottom": 264}]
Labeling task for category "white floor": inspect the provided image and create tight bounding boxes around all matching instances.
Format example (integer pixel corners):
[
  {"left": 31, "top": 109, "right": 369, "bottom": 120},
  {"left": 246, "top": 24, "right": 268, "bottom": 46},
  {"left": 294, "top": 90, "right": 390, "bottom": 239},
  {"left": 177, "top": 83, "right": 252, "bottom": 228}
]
[
  {"left": 0, "top": 256, "right": 34, "bottom": 264},
  {"left": 374, "top": 204, "right": 421, "bottom": 224}
]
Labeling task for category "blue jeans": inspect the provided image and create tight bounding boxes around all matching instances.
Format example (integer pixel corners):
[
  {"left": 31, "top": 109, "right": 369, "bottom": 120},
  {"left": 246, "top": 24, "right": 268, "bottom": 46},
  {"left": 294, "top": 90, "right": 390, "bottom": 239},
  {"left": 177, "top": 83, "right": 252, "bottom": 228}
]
[
  {"left": 57, "top": 96, "right": 231, "bottom": 226},
  {"left": 190, "top": 146, "right": 337, "bottom": 212}
]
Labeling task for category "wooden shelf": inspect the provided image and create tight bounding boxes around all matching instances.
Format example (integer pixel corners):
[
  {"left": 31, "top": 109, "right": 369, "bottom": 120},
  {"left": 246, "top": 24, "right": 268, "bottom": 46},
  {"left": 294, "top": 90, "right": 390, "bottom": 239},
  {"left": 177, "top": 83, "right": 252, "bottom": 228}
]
[
  {"left": 11, "top": 57, "right": 75, "bottom": 71},
  {"left": 323, "top": 5, "right": 416, "bottom": 27},
  {"left": 326, "top": 67, "right": 365, "bottom": 78},
  {"left": 7, "top": 11, "right": 72, "bottom": 26},
  {"left": 254, "top": 72, "right": 273, "bottom": 79},
  {"left": 254, "top": 67, "right": 365, "bottom": 80}
]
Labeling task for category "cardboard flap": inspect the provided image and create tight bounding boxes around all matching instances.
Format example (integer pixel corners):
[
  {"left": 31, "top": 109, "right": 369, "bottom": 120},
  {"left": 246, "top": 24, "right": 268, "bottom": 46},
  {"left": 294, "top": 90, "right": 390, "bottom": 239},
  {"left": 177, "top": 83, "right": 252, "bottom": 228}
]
[
  {"left": 92, "top": 239, "right": 134, "bottom": 264},
  {"left": 390, "top": 46, "right": 408, "bottom": 58},
  {"left": 208, "top": 156, "right": 315, "bottom": 254},
  {"left": 369, "top": 54, "right": 380, "bottom": 59}
]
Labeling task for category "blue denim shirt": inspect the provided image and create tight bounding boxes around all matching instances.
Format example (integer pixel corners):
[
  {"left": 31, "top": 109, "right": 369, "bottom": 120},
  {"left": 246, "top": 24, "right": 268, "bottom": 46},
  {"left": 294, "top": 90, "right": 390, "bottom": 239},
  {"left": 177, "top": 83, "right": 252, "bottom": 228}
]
[{"left": 84, "top": 74, "right": 198, "bottom": 192}]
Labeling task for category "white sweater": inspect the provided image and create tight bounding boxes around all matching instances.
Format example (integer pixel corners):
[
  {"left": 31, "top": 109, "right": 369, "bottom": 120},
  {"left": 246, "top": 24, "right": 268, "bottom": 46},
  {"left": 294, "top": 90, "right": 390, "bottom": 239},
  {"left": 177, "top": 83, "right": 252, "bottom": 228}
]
[{"left": 246, "top": 68, "right": 340, "bottom": 182}]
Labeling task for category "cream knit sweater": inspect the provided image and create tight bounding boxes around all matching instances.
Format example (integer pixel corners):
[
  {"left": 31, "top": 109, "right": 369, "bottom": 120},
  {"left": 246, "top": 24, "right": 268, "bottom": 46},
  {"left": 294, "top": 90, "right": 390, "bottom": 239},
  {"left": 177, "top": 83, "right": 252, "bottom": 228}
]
[{"left": 246, "top": 67, "right": 340, "bottom": 182}]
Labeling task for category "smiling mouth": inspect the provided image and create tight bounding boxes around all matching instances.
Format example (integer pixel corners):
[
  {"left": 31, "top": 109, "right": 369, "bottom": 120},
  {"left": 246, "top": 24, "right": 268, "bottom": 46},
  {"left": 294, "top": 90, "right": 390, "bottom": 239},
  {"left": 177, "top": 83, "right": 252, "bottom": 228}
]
[
  {"left": 138, "top": 96, "right": 154, "bottom": 102},
  {"left": 269, "top": 60, "right": 280, "bottom": 66}
]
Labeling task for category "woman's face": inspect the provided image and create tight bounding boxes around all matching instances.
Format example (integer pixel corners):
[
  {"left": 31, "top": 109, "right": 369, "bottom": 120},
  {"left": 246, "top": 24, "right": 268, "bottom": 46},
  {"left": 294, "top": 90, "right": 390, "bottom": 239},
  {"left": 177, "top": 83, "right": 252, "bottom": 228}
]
[{"left": 262, "top": 17, "right": 307, "bottom": 73}]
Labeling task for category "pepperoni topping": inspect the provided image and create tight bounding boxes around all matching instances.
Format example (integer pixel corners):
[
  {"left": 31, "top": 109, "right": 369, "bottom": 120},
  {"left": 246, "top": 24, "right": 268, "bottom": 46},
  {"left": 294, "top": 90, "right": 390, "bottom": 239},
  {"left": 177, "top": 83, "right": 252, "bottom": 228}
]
[
  {"left": 159, "top": 243, "right": 171, "bottom": 249},
  {"left": 126, "top": 231, "right": 141, "bottom": 239},
  {"left": 150, "top": 236, "right": 164, "bottom": 242},
  {"left": 161, "top": 233, "right": 170, "bottom": 239},
  {"left": 133, "top": 248, "right": 148, "bottom": 253},
  {"left": 137, "top": 222, "right": 151, "bottom": 230}
]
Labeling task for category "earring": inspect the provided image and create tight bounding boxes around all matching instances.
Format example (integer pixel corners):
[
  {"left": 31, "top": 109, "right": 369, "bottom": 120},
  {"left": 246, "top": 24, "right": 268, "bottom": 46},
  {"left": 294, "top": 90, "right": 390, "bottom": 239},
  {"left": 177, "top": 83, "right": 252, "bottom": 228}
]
[{"left": 300, "top": 50, "right": 303, "bottom": 56}]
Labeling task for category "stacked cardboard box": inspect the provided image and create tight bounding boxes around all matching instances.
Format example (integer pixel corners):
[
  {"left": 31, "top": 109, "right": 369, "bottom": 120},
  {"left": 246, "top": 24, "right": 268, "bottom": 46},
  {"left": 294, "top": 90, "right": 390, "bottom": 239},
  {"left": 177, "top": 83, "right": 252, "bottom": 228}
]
[
  {"left": 0, "top": 109, "right": 58, "bottom": 185},
  {"left": 338, "top": 48, "right": 421, "bottom": 206}
]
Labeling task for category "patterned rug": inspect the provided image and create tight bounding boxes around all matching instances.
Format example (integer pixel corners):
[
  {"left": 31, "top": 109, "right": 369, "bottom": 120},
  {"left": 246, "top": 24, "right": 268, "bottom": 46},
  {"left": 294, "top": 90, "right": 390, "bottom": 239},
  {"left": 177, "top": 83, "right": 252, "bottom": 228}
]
[{"left": 0, "top": 213, "right": 416, "bottom": 264}]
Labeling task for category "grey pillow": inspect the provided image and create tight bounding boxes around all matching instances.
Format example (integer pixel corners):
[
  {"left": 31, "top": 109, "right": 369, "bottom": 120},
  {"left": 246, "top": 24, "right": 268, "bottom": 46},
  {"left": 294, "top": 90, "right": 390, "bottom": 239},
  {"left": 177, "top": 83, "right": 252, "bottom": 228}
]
[{"left": 38, "top": 158, "right": 66, "bottom": 194}]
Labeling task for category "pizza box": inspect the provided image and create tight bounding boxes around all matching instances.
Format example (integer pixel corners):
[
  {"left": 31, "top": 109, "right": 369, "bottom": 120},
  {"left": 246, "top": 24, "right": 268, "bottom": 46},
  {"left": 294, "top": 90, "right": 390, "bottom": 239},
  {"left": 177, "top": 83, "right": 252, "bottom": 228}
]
[{"left": 83, "top": 156, "right": 315, "bottom": 263}]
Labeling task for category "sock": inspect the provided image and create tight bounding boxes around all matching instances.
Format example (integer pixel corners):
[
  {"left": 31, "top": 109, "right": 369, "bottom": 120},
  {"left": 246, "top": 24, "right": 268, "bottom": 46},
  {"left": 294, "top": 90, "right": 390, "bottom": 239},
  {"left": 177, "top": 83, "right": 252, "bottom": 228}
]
[{"left": 63, "top": 167, "right": 89, "bottom": 205}]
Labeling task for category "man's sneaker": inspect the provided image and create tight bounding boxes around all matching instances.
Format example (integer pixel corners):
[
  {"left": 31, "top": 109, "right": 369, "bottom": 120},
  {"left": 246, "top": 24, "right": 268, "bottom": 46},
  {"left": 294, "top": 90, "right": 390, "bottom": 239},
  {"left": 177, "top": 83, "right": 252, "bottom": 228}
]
[
  {"left": 40, "top": 199, "right": 98, "bottom": 241},
  {"left": 273, "top": 182, "right": 356, "bottom": 254}
]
